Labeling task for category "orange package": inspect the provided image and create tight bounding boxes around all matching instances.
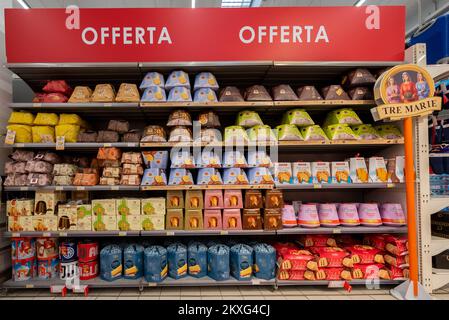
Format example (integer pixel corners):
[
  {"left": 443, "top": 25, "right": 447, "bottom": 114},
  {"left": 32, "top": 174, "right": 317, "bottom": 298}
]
[
  {"left": 97, "top": 147, "right": 122, "bottom": 161},
  {"left": 310, "top": 246, "right": 353, "bottom": 268}
]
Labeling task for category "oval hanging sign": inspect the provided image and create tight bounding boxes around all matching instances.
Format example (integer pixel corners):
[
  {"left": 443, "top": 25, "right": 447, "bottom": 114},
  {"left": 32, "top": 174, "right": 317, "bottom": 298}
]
[{"left": 371, "top": 64, "right": 441, "bottom": 121}]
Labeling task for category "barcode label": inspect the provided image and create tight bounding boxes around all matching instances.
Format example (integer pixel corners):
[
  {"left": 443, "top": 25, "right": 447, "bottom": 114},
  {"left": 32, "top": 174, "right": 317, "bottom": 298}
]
[{"left": 5, "top": 130, "right": 16, "bottom": 145}]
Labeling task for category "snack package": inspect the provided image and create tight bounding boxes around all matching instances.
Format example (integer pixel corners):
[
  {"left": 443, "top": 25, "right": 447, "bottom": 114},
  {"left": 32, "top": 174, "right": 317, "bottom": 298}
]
[
  {"left": 349, "top": 87, "right": 374, "bottom": 100},
  {"left": 331, "top": 161, "right": 351, "bottom": 183},
  {"left": 368, "top": 157, "right": 389, "bottom": 183},
  {"left": 43, "top": 93, "right": 68, "bottom": 103},
  {"left": 108, "top": 120, "right": 130, "bottom": 134},
  {"left": 122, "top": 130, "right": 142, "bottom": 143},
  {"left": 224, "top": 126, "right": 249, "bottom": 143},
  {"left": 219, "top": 86, "right": 244, "bottom": 102},
  {"left": 272, "top": 84, "right": 298, "bottom": 101},
  {"left": 273, "top": 162, "right": 293, "bottom": 184},
  {"left": 167, "top": 191, "right": 184, "bottom": 209},
  {"left": 277, "top": 248, "right": 317, "bottom": 271},
  {"left": 121, "top": 152, "right": 143, "bottom": 165},
  {"left": 300, "top": 125, "right": 328, "bottom": 141},
  {"left": 222, "top": 168, "right": 249, "bottom": 185},
  {"left": 195, "top": 150, "right": 222, "bottom": 168},
  {"left": 384, "top": 254, "right": 409, "bottom": 268},
  {"left": 8, "top": 111, "right": 35, "bottom": 125},
  {"left": 141, "top": 125, "right": 167, "bottom": 142},
  {"left": 115, "top": 83, "right": 140, "bottom": 102},
  {"left": 312, "top": 162, "right": 331, "bottom": 184},
  {"left": 185, "top": 209, "right": 204, "bottom": 230},
  {"left": 6, "top": 125, "right": 32, "bottom": 143},
  {"left": 349, "top": 157, "right": 369, "bottom": 183},
  {"left": 384, "top": 235, "right": 408, "bottom": 256},
  {"left": 99, "top": 177, "right": 120, "bottom": 185},
  {"left": 247, "top": 167, "right": 274, "bottom": 185},
  {"left": 244, "top": 190, "right": 263, "bottom": 209},
  {"left": 142, "top": 151, "right": 168, "bottom": 169},
  {"left": 140, "top": 72, "right": 165, "bottom": 89},
  {"left": 324, "top": 108, "right": 363, "bottom": 127},
  {"left": 170, "top": 150, "right": 196, "bottom": 169},
  {"left": 292, "top": 162, "right": 312, "bottom": 184},
  {"left": 197, "top": 111, "right": 221, "bottom": 128},
  {"left": 43, "top": 80, "right": 72, "bottom": 95},
  {"left": 194, "top": 88, "right": 218, "bottom": 102},
  {"left": 296, "top": 86, "right": 323, "bottom": 100},
  {"left": 315, "top": 267, "right": 352, "bottom": 281},
  {"left": 165, "top": 70, "right": 190, "bottom": 90},
  {"left": 168, "top": 87, "right": 192, "bottom": 102},
  {"left": 236, "top": 110, "right": 264, "bottom": 128},
  {"left": 204, "top": 190, "right": 224, "bottom": 209},
  {"left": 387, "top": 265, "right": 409, "bottom": 280},
  {"left": 223, "top": 209, "right": 243, "bottom": 230},
  {"left": 91, "top": 84, "right": 115, "bottom": 102},
  {"left": 168, "top": 169, "right": 194, "bottom": 185},
  {"left": 77, "top": 130, "right": 97, "bottom": 142},
  {"left": 197, "top": 168, "right": 223, "bottom": 185},
  {"left": 342, "top": 68, "right": 376, "bottom": 87},
  {"left": 352, "top": 263, "right": 390, "bottom": 280},
  {"left": 311, "top": 247, "right": 353, "bottom": 268},
  {"left": 168, "top": 126, "right": 193, "bottom": 142},
  {"left": 275, "top": 124, "right": 304, "bottom": 141},
  {"left": 244, "top": 85, "right": 272, "bottom": 101},
  {"left": 102, "top": 167, "right": 122, "bottom": 178},
  {"left": 97, "top": 147, "right": 122, "bottom": 161},
  {"left": 194, "top": 72, "right": 219, "bottom": 91},
  {"left": 224, "top": 190, "right": 243, "bottom": 209},
  {"left": 247, "top": 125, "right": 277, "bottom": 142},
  {"left": 374, "top": 124, "right": 403, "bottom": 139},
  {"left": 53, "top": 164, "right": 77, "bottom": 176},
  {"left": 32, "top": 126, "right": 55, "bottom": 143},
  {"left": 7, "top": 199, "right": 34, "bottom": 217},
  {"left": 318, "top": 203, "right": 340, "bottom": 227},
  {"left": 141, "top": 198, "right": 165, "bottom": 216},
  {"left": 223, "top": 150, "right": 248, "bottom": 168},
  {"left": 141, "top": 86, "right": 167, "bottom": 102},
  {"left": 338, "top": 203, "right": 361, "bottom": 226},
  {"left": 352, "top": 124, "right": 380, "bottom": 140},
  {"left": 122, "top": 163, "right": 144, "bottom": 175},
  {"left": 324, "top": 124, "right": 357, "bottom": 140},
  {"left": 346, "top": 245, "right": 385, "bottom": 265},
  {"left": 281, "top": 109, "right": 314, "bottom": 126},
  {"left": 247, "top": 150, "right": 272, "bottom": 168},
  {"left": 96, "top": 130, "right": 119, "bottom": 143},
  {"left": 321, "top": 85, "right": 350, "bottom": 100},
  {"left": 120, "top": 175, "right": 141, "bottom": 186},
  {"left": 33, "top": 113, "right": 59, "bottom": 126}
]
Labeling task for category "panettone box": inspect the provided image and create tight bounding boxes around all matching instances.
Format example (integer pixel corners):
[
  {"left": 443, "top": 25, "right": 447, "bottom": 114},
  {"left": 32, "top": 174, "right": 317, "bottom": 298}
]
[
  {"left": 77, "top": 204, "right": 92, "bottom": 231},
  {"left": 117, "top": 214, "right": 141, "bottom": 231},
  {"left": 92, "top": 199, "right": 116, "bottom": 216},
  {"left": 242, "top": 209, "right": 262, "bottom": 230},
  {"left": 185, "top": 209, "right": 204, "bottom": 230},
  {"left": 116, "top": 198, "right": 141, "bottom": 216},
  {"left": 7, "top": 199, "right": 34, "bottom": 216},
  {"left": 8, "top": 216, "right": 33, "bottom": 232},
  {"left": 166, "top": 209, "right": 184, "bottom": 230},
  {"left": 92, "top": 214, "right": 116, "bottom": 231},
  {"left": 141, "top": 198, "right": 166, "bottom": 215},
  {"left": 185, "top": 190, "right": 204, "bottom": 210},
  {"left": 34, "top": 191, "right": 66, "bottom": 216},
  {"left": 263, "top": 208, "right": 282, "bottom": 230},
  {"left": 33, "top": 216, "right": 58, "bottom": 231},
  {"left": 141, "top": 215, "right": 165, "bottom": 231},
  {"left": 265, "top": 190, "right": 284, "bottom": 209},
  {"left": 167, "top": 191, "right": 184, "bottom": 209},
  {"left": 57, "top": 204, "right": 78, "bottom": 231},
  {"left": 244, "top": 190, "right": 263, "bottom": 209}
]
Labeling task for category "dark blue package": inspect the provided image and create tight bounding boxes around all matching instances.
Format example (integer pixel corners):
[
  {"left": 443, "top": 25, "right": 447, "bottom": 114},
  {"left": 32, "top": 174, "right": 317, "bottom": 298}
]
[
  {"left": 123, "top": 244, "right": 144, "bottom": 279},
  {"left": 230, "top": 244, "right": 253, "bottom": 281},
  {"left": 100, "top": 245, "right": 123, "bottom": 281},
  {"left": 251, "top": 243, "right": 276, "bottom": 280},
  {"left": 208, "top": 244, "right": 230, "bottom": 281},
  {"left": 167, "top": 243, "right": 187, "bottom": 279},
  {"left": 144, "top": 245, "right": 168, "bottom": 283},
  {"left": 187, "top": 242, "right": 207, "bottom": 278}
]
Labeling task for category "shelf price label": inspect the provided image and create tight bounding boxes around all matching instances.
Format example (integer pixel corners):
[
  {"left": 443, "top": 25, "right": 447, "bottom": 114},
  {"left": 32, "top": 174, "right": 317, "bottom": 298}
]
[
  {"left": 118, "top": 231, "right": 127, "bottom": 236},
  {"left": 166, "top": 231, "right": 175, "bottom": 236},
  {"left": 103, "top": 143, "right": 112, "bottom": 147},
  {"left": 251, "top": 279, "right": 261, "bottom": 285},
  {"left": 387, "top": 183, "right": 395, "bottom": 188},
  {"left": 5, "top": 130, "right": 16, "bottom": 145},
  {"left": 220, "top": 230, "right": 228, "bottom": 235},
  {"left": 42, "top": 232, "right": 51, "bottom": 237},
  {"left": 313, "top": 184, "right": 322, "bottom": 189},
  {"left": 76, "top": 186, "right": 85, "bottom": 191},
  {"left": 111, "top": 186, "right": 120, "bottom": 190},
  {"left": 328, "top": 281, "right": 345, "bottom": 288},
  {"left": 148, "top": 283, "right": 157, "bottom": 287},
  {"left": 103, "top": 103, "right": 113, "bottom": 107},
  {"left": 332, "top": 229, "right": 342, "bottom": 234},
  {"left": 55, "top": 186, "right": 64, "bottom": 191},
  {"left": 56, "top": 136, "right": 65, "bottom": 150},
  {"left": 12, "top": 233, "right": 20, "bottom": 237},
  {"left": 20, "top": 187, "right": 29, "bottom": 191},
  {"left": 59, "top": 232, "right": 68, "bottom": 237},
  {"left": 25, "top": 284, "right": 34, "bottom": 289}
]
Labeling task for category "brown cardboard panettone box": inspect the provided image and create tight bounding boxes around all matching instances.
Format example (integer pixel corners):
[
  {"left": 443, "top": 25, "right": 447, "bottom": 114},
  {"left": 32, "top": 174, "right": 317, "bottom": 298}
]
[
  {"left": 34, "top": 191, "right": 66, "bottom": 216},
  {"left": 263, "top": 208, "right": 282, "bottom": 230},
  {"left": 244, "top": 190, "right": 263, "bottom": 209},
  {"left": 166, "top": 209, "right": 184, "bottom": 230},
  {"left": 242, "top": 208, "right": 262, "bottom": 230},
  {"left": 185, "top": 190, "right": 203, "bottom": 210},
  {"left": 167, "top": 191, "right": 184, "bottom": 209},
  {"left": 265, "top": 190, "right": 284, "bottom": 209},
  {"left": 185, "top": 209, "right": 204, "bottom": 230}
]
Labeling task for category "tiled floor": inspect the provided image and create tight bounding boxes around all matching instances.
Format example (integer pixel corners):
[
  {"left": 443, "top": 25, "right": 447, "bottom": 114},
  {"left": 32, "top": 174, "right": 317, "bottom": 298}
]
[{"left": 1, "top": 285, "right": 449, "bottom": 300}]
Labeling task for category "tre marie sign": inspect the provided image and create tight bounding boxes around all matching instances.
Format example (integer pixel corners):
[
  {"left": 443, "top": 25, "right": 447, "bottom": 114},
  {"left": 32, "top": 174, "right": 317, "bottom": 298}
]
[{"left": 371, "top": 64, "right": 442, "bottom": 121}]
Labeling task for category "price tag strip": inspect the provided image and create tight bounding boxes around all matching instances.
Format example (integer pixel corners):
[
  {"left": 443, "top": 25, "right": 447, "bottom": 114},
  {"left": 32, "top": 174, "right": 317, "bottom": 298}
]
[
  {"left": 5, "top": 130, "right": 16, "bottom": 145},
  {"left": 56, "top": 136, "right": 65, "bottom": 150}
]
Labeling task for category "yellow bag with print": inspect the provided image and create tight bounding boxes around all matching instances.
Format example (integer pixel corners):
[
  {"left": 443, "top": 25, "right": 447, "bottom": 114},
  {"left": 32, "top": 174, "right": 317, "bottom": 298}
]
[
  {"left": 55, "top": 124, "right": 81, "bottom": 143},
  {"left": 58, "top": 114, "right": 83, "bottom": 126},
  {"left": 8, "top": 111, "right": 35, "bottom": 125},
  {"left": 32, "top": 126, "right": 55, "bottom": 143},
  {"left": 33, "top": 113, "right": 59, "bottom": 126},
  {"left": 6, "top": 125, "right": 32, "bottom": 143}
]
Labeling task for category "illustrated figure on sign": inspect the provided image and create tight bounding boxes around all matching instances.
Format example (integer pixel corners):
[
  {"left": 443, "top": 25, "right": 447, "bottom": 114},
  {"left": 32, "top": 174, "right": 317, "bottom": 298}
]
[
  {"left": 386, "top": 77, "right": 401, "bottom": 103},
  {"left": 415, "top": 72, "right": 430, "bottom": 100},
  {"left": 400, "top": 72, "right": 418, "bottom": 102}
]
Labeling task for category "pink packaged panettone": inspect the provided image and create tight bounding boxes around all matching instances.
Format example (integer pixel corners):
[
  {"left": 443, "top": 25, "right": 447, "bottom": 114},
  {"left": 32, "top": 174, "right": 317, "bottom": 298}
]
[
  {"left": 223, "top": 190, "right": 243, "bottom": 209},
  {"left": 204, "top": 190, "right": 224, "bottom": 209},
  {"left": 318, "top": 203, "right": 340, "bottom": 227},
  {"left": 337, "top": 203, "right": 360, "bottom": 226},
  {"left": 222, "top": 209, "right": 242, "bottom": 230},
  {"left": 358, "top": 203, "right": 382, "bottom": 226},
  {"left": 297, "top": 204, "right": 320, "bottom": 228},
  {"left": 282, "top": 205, "right": 297, "bottom": 228},
  {"left": 204, "top": 209, "right": 222, "bottom": 230},
  {"left": 380, "top": 203, "right": 406, "bottom": 226}
]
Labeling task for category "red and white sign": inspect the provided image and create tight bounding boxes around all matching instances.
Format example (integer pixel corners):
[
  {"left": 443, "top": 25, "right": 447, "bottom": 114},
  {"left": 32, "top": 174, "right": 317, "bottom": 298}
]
[{"left": 5, "top": 7, "right": 405, "bottom": 63}]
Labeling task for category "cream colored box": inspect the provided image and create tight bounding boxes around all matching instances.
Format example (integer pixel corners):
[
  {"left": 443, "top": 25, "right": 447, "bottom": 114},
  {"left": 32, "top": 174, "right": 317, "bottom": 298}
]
[
  {"left": 33, "top": 216, "right": 58, "bottom": 231},
  {"left": 34, "top": 191, "right": 66, "bottom": 216},
  {"left": 117, "top": 215, "right": 141, "bottom": 231},
  {"left": 7, "top": 199, "right": 34, "bottom": 216},
  {"left": 91, "top": 199, "right": 116, "bottom": 216},
  {"left": 77, "top": 204, "right": 92, "bottom": 231},
  {"left": 141, "top": 215, "right": 165, "bottom": 231},
  {"left": 141, "top": 198, "right": 166, "bottom": 215},
  {"left": 57, "top": 204, "right": 78, "bottom": 231},
  {"left": 368, "top": 157, "right": 389, "bottom": 183},
  {"left": 8, "top": 216, "right": 33, "bottom": 232},
  {"left": 92, "top": 214, "right": 117, "bottom": 231},
  {"left": 116, "top": 198, "right": 141, "bottom": 216}
]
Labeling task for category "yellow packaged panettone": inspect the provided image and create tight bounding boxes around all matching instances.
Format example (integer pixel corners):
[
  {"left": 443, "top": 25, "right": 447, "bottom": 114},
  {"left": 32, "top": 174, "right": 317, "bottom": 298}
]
[
  {"left": 58, "top": 114, "right": 83, "bottom": 126},
  {"left": 6, "top": 125, "right": 32, "bottom": 143},
  {"left": 8, "top": 111, "right": 35, "bottom": 125},
  {"left": 33, "top": 113, "right": 59, "bottom": 126},
  {"left": 55, "top": 124, "right": 81, "bottom": 143},
  {"left": 91, "top": 84, "right": 116, "bottom": 102},
  {"left": 32, "top": 126, "right": 55, "bottom": 143},
  {"left": 68, "top": 86, "right": 93, "bottom": 103}
]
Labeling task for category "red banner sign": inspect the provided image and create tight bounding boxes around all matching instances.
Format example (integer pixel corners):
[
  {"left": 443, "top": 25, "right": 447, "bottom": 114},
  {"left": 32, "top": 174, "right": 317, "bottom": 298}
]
[{"left": 5, "top": 7, "right": 405, "bottom": 63}]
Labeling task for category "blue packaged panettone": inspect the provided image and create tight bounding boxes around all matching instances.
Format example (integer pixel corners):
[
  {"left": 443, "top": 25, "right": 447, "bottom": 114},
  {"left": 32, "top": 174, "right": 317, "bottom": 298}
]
[
  {"left": 140, "top": 72, "right": 165, "bottom": 89},
  {"left": 167, "top": 243, "right": 187, "bottom": 279},
  {"left": 187, "top": 242, "right": 207, "bottom": 278},
  {"left": 230, "top": 244, "right": 253, "bottom": 281},
  {"left": 251, "top": 243, "right": 276, "bottom": 280},
  {"left": 100, "top": 245, "right": 123, "bottom": 281},
  {"left": 165, "top": 70, "right": 190, "bottom": 90},
  {"left": 194, "top": 72, "right": 219, "bottom": 91},
  {"left": 194, "top": 88, "right": 218, "bottom": 102},
  {"left": 167, "top": 87, "right": 192, "bottom": 102},
  {"left": 144, "top": 245, "right": 168, "bottom": 282},
  {"left": 207, "top": 240, "right": 223, "bottom": 247},
  {"left": 123, "top": 244, "right": 144, "bottom": 279},
  {"left": 141, "top": 86, "right": 167, "bottom": 102},
  {"left": 208, "top": 244, "right": 230, "bottom": 281}
]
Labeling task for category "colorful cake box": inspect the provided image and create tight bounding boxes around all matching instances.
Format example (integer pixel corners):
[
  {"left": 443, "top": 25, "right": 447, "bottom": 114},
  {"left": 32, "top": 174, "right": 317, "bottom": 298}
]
[
  {"left": 292, "top": 162, "right": 312, "bottom": 184},
  {"left": 204, "top": 210, "right": 222, "bottom": 230},
  {"left": 297, "top": 204, "right": 320, "bottom": 228},
  {"left": 247, "top": 150, "right": 272, "bottom": 168},
  {"left": 318, "top": 203, "right": 340, "bottom": 227},
  {"left": 338, "top": 203, "right": 360, "bottom": 226},
  {"left": 8, "top": 216, "right": 33, "bottom": 232},
  {"left": 141, "top": 215, "right": 165, "bottom": 231},
  {"left": 223, "top": 150, "right": 248, "bottom": 168},
  {"left": 204, "top": 190, "right": 223, "bottom": 209},
  {"left": 242, "top": 209, "right": 262, "bottom": 230},
  {"left": 358, "top": 203, "right": 382, "bottom": 226},
  {"left": 222, "top": 168, "right": 249, "bottom": 185},
  {"left": 116, "top": 198, "right": 141, "bottom": 216},
  {"left": 185, "top": 190, "right": 204, "bottom": 210},
  {"left": 170, "top": 150, "right": 196, "bottom": 169},
  {"left": 368, "top": 157, "right": 389, "bottom": 183},
  {"left": 77, "top": 204, "right": 92, "bottom": 231},
  {"left": 168, "top": 169, "right": 194, "bottom": 185},
  {"left": 117, "top": 214, "right": 141, "bottom": 231},
  {"left": 185, "top": 209, "right": 204, "bottom": 230},
  {"left": 167, "top": 191, "right": 184, "bottom": 209},
  {"left": 33, "top": 216, "right": 58, "bottom": 231},
  {"left": 92, "top": 199, "right": 116, "bottom": 216},
  {"left": 349, "top": 157, "right": 369, "bottom": 183},
  {"left": 166, "top": 209, "right": 184, "bottom": 230},
  {"left": 265, "top": 190, "right": 284, "bottom": 209},
  {"left": 224, "top": 190, "right": 243, "bottom": 209},
  {"left": 273, "top": 163, "right": 293, "bottom": 184},
  {"left": 57, "top": 204, "right": 78, "bottom": 231},
  {"left": 7, "top": 199, "right": 34, "bottom": 216},
  {"left": 141, "top": 198, "right": 166, "bottom": 215},
  {"left": 34, "top": 191, "right": 67, "bottom": 216},
  {"left": 223, "top": 209, "right": 242, "bottom": 230},
  {"left": 142, "top": 151, "right": 168, "bottom": 169},
  {"left": 331, "top": 162, "right": 351, "bottom": 184},
  {"left": 247, "top": 167, "right": 274, "bottom": 185},
  {"left": 92, "top": 214, "right": 117, "bottom": 231},
  {"left": 380, "top": 203, "right": 406, "bottom": 226},
  {"left": 244, "top": 190, "right": 263, "bottom": 209},
  {"left": 195, "top": 150, "right": 222, "bottom": 168},
  {"left": 312, "top": 162, "right": 331, "bottom": 184},
  {"left": 141, "top": 168, "right": 167, "bottom": 186},
  {"left": 197, "top": 168, "right": 223, "bottom": 185},
  {"left": 263, "top": 208, "right": 282, "bottom": 230}
]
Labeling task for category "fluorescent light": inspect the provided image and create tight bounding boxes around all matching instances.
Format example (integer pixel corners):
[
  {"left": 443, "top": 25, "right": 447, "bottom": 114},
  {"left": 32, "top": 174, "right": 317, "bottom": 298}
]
[
  {"left": 16, "top": 0, "right": 30, "bottom": 9},
  {"left": 355, "top": 0, "right": 366, "bottom": 6},
  {"left": 192, "top": 0, "right": 195, "bottom": 8},
  {"left": 221, "top": 0, "right": 252, "bottom": 8}
]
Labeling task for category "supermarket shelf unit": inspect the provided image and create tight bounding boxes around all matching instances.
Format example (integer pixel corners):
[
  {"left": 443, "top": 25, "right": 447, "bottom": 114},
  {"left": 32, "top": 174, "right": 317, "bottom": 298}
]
[{"left": 3, "top": 59, "right": 409, "bottom": 291}]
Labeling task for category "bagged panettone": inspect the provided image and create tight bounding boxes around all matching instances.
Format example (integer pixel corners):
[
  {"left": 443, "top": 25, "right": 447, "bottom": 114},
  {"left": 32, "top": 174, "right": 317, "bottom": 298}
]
[
  {"left": 167, "top": 243, "right": 188, "bottom": 279},
  {"left": 122, "top": 130, "right": 142, "bottom": 143},
  {"left": 58, "top": 114, "right": 84, "bottom": 126},
  {"left": 91, "top": 84, "right": 116, "bottom": 102},
  {"left": 374, "top": 125, "right": 403, "bottom": 139},
  {"left": 140, "top": 72, "right": 165, "bottom": 89},
  {"left": 230, "top": 244, "right": 253, "bottom": 280},
  {"left": 296, "top": 86, "right": 323, "bottom": 100},
  {"left": 324, "top": 108, "right": 363, "bottom": 127},
  {"left": 236, "top": 110, "right": 263, "bottom": 128},
  {"left": 68, "top": 86, "right": 92, "bottom": 103},
  {"left": 6, "top": 125, "right": 32, "bottom": 143},
  {"left": 275, "top": 124, "right": 304, "bottom": 141},
  {"left": 272, "top": 84, "right": 298, "bottom": 101},
  {"left": 342, "top": 68, "right": 376, "bottom": 88},
  {"left": 352, "top": 124, "right": 380, "bottom": 140},
  {"left": 194, "top": 72, "right": 219, "bottom": 91},
  {"left": 144, "top": 246, "right": 168, "bottom": 282},
  {"left": 224, "top": 126, "right": 249, "bottom": 144},
  {"left": 43, "top": 93, "right": 68, "bottom": 103},
  {"left": 244, "top": 85, "right": 272, "bottom": 101},
  {"left": 247, "top": 125, "right": 277, "bottom": 142},
  {"left": 281, "top": 109, "right": 314, "bottom": 126},
  {"left": 219, "top": 86, "right": 244, "bottom": 102},
  {"left": 208, "top": 244, "right": 230, "bottom": 281},
  {"left": 187, "top": 242, "right": 208, "bottom": 278},
  {"left": 55, "top": 124, "right": 80, "bottom": 143},
  {"left": 197, "top": 111, "right": 220, "bottom": 128},
  {"left": 123, "top": 244, "right": 144, "bottom": 279},
  {"left": 167, "top": 110, "right": 192, "bottom": 126},
  {"left": 33, "top": 113, "right": 59, "bottom": 126},
  {"left": 141, "top": 125, "right": 167, "bottom": 142},
  {"left": 168, "top": 126, "right": 193, "bottom": 142},
  {"left": 42, "top": 80, "right": 72, "bottom": 95},
  {"left": 349, "top": 87, "right": 374, "bottom": 100},
  {"left": 324, "top": 124, "right": 357, "bottom": 140},
  {"left": 8, "top": 111, "right": 35, "bottom": 125},
  {"left": 252, "top": 243, "right": 276, "bottom": 280},
  {"left": 167, "top": 87, "right": 192, "bottom": 102},
  {"left": 321, "top": 85, "right": 350, "bottom": 100},
  {"left": 300, "top": 125, "right": 328, "bottom": 141},
  {"left": 77, "top": 130, "right": 98, "bottom": 143},
  {"left": 96, "top": 130, "right": 119, "bottom": 143},
  {"left": 141, "top": 86, "right": 166, "bottom": 102},
  {"left": 194, "top": 88, "right": 218, "bottom": 102},
  {"left": 115, "top": 83, "right": 140, "bottom": 102},
  {"left": 107, "top": 120, "right": 130, "bottom": 134},
  {"left": 32, "top": 126, "right": 55, "bottom": 143},
  {"left": 165, "top": 70, "right": 190, "bottom": 90}
]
